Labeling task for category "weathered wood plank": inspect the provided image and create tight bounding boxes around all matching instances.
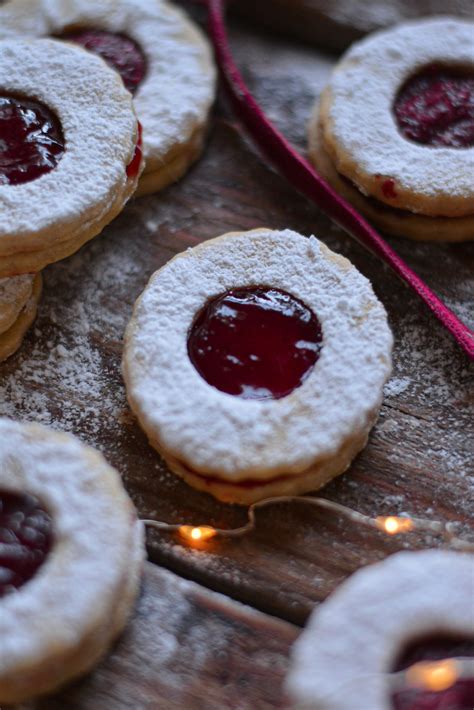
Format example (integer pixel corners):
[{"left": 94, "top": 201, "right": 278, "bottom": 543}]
[
  {"left": 233, "top": 0, "right": 472, "bottom": 50},
  {"left": 32, "top": 563, "right": 298, "bottom": 710}
]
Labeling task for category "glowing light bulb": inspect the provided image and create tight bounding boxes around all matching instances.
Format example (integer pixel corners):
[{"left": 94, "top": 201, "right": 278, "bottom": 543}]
[
  {"left": 179, "top": 525, "right": 217, "bottom": 543},
  {"left": 376, "top": 516, "right": 415, "bottom": 535},
  {"left": 407, "top": 659, "right": 459, "bottom": 692}
]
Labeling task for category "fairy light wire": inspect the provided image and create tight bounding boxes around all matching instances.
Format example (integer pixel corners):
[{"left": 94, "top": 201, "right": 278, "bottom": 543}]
[{"left": 142, "top": 494, "right": 474, "bottom": 551}]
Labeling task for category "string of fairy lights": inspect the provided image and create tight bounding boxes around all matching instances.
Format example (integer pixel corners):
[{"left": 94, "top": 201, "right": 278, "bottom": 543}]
[
  {"left": 142, "top": 493, "right": 474, "bottom": 550},
  {"left": 142, "top": 494, "right": 474, "bottom": 696},
  {"left": 142, "top": 494, "right": 474, "bottom": 695}
]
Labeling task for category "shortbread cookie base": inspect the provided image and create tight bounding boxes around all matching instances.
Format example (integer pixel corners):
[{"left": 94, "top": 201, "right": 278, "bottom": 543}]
[
  {"left": 135, "top": 124, "right": 206, "bottom": 197},
  {"left": 319, "top": 18, "right": 474, "bottom": 217},
  {"left": 309, "top": 116, "right": 474, "bottom": 242},
  {"left": 123, "top": 228, "right": 392, "bottom": 503},
  {"left": 0, "top": 170, "right": 139, "bottom": 277},
  {"left": 163, "top": 410, "right": 377, "bottom": 505},
  {"left": 0, "top": 273, "right": 35, "bottom": 333},
  {"left": 0, "top": 273, "right": 42, "bottom": 362}
]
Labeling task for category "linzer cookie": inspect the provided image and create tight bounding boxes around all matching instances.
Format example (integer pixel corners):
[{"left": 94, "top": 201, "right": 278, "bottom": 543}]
[
  {"left": 123, "top": 228, "right": 393, "bottom": 504},
  {"left": 286, "top": 550, "right": 474, "bottom": 710},
  {"left": 0, "top": 0, "right": 216, "bottom": 196},
  {"left": 0, "top": 38, "right": 143, "bottom": 277},
  {"left": 309, "top": 18, "right": 474, "bottom": 241},
  {"left": 0, "top": 273, "right": 42, "bottom": 361},
  {"left": 0, "top": 418, "right": 145, "bottom": 704}
]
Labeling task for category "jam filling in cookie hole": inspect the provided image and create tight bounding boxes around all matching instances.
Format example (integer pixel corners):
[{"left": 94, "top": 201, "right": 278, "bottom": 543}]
[
  {"left": 188, "top": 286, "right": 323, "bottom": 400},
  {"left": 391, "top": 635, "right": 474, "bottom": 710},
  {"left": 0, "top": 95, "right": 64, "bottom": 186},
  {"left": 394, "top": 65, "right": 474, "bottom": 149},
  {"left": 61, "top": 30, "right": 146, "bottom": 94},
  {"left": 0, "top": 491, "right": 53, "bottom": 596}
]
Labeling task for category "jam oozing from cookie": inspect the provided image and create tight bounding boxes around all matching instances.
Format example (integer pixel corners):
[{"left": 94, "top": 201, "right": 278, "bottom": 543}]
[
  {"left": 0, "top": 491, "right": 53, "bottom": 596},
  {"left": 0, "top": 95, "right": 65, "bottom": 186},
  {"left": 391, "top": 636, "right": 474, "bottom": 710},
  {"left": 188, "top": 287, "right": 322, "bottom": 400},
  {"left": 394, "top": 66, "right": 474, "bottom": 148},
  {"left": 126, "top": 122, "right": 143, "bottom": 179},
  {"left": 62, "top": 30, "right": 146, "bottom": 94}
]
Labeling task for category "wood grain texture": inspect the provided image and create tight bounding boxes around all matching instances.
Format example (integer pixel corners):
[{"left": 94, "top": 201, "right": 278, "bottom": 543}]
[
  {"left": 0, "top": 3, "right": 472, "bottom": 634},
  {"left": 234, "top": 0, "right": 473, "bottom": 51},
  {"left": 24, "top": 563, "right": 296, "bottom": 710}
]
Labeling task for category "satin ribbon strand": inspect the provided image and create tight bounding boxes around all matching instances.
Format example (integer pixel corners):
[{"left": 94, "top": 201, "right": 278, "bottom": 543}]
[{"left": 199, "top": 0, "right": 474, "bottom": 360}]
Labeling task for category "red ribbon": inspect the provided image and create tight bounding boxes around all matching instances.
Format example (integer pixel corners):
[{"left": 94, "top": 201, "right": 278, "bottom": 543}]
[{"left": 202, "top": 0, "right": 474, "bottom": 360}]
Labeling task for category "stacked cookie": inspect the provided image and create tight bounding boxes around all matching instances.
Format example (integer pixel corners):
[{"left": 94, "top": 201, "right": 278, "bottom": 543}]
[
  {"left": 309, "top": 18, "right": 474, "bottom": 242},
  {"left": 0, "top": 418, "right": 145, "bottom": 703},
  {"left": 123, "top": 229, "right": 393, "bottom": 504},
  {"left": 0, "top": 0, "right": 216, "bottom": 360},
  {"left": 0, "top": 37, "right": 142, "bottom": 357},
  {"left": 0, "top": 0, "right": 216, "bottom": 197}
]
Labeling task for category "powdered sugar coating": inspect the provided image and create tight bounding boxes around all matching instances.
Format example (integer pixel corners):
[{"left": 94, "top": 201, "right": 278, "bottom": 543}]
[
  {"left": 324, "top": 18, "right": 474, "bottom": 215},
  {"left": 0, "top": 418, "right": 144, "bottom": 687},
  {"left": 0, "top": 0, "right": 216, "bottom": 177},
  {"left": 123, "top": 229, "right": 393, "bottom": 481},
  {"left": 0, "top": 274, "right": 34, "bottom": 333},
  {"left": 0, "top": 38, "right": 138, "bottom": 253},
  {"left": 286, "top": 550, "right": 474, "bottom": 710}
]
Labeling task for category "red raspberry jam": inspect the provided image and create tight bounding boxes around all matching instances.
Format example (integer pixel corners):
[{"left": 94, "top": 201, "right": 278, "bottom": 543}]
[
  {"left": 394, "top": 66, "right": 474, "bottom": 148},
  {"left": 392, "top": 636, "right": 474, "bottom": 710},
  {"left": 0, "top": 95, "right": 64, "bottom": 186},
  {"left": 188, "top": 287, "right": 322, "bottom": 400},
  {"left": 126, "top": 122, "right": 143, "bottom": 179},
  {"left": 62, "top": 30, "right": 146, "bottom": 94},
  {"left": 381, "top": 178, "right": 397, "bottom": 199},
  {"left": 0, "top": 491, "right": 53, "bottom": 596}
]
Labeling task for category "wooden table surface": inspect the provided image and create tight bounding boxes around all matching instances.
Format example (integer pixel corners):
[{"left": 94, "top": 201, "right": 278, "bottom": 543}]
[
  {"left": 235, "top": 0, "right": 473, "bottom": 50},
  {"left": 1, "top": 3, "right": 473, "bottom": 708}
]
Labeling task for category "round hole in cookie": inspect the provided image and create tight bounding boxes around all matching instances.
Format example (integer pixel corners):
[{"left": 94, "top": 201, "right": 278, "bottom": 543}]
[
  {"left": 187, "top": 286, "right": 323, "bottom": 400},
  {"left": 391, "top": 634, "right": 474, "bottom": 710},
  {"left": 59, "top": 29, "right": 147, "bottom": 94},
  {"left": 393, "top": 64, "right": 474, "bottom": 149},
  {"left": 0, "top": 490, "right": 53, "bottom": 597},
  {"left": 0, "top": 94, "right": 65, "bottom": 186}
]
